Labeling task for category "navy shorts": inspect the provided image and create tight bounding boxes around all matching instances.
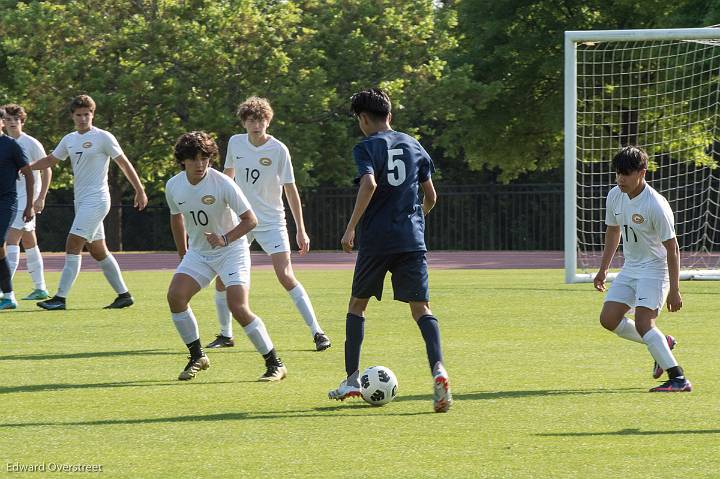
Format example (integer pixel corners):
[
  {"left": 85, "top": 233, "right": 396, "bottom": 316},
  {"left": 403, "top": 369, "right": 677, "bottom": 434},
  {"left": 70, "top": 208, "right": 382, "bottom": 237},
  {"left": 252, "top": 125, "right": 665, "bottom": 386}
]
[
  {"left": 0, "top": 202, "right": 16, "bottom": 243},
  {"left": 351, "top": 251, "right": 429, "bottom": 302}
]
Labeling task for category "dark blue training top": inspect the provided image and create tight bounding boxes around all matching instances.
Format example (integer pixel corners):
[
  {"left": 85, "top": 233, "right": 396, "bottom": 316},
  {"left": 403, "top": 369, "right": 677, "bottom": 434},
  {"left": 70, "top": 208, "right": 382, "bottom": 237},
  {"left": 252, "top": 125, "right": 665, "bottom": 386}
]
[
  {"left": 353, "top": 130, "right": 435, "bottom": 255},
  {"left": 0, "top": 135, "right": 28, "bottom": 203}
]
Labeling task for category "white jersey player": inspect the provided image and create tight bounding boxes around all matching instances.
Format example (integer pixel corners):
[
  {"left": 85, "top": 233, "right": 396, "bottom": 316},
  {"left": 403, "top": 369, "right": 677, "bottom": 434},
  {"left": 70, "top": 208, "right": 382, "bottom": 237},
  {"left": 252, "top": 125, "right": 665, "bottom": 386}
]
[
  {"left": 165, "top": 131, "right": 286, "bottom": 381},
  {"left": 1, "top": 104, "right": 51, "bottom": 300},
  {"left": 29, "top": 95, "right": 147, "bottom": 311},
  {"left": 209, "top": 96, "right": 331, "bottom": 352},
  {"left": 594, "top": 146, "right": 691, "bottom": 392}
]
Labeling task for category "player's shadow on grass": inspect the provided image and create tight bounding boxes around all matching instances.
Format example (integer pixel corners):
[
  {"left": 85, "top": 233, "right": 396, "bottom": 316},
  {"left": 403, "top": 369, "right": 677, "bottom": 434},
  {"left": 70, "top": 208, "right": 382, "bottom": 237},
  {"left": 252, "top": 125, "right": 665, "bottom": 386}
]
[
  {"left": 394, "top": 387, "right": 643, "bottom": 403},
  {"left": 0, "top": 408, "right": 431, "bottom": 428},
  {"left": 0, "top": 379, "right": 251, "bottom": 395},
  {"left": 537, "top": 428, "right": 720, "bottom": 437},
  {"left": 0, "top": 349, "right": 257, "bottom": 361}
]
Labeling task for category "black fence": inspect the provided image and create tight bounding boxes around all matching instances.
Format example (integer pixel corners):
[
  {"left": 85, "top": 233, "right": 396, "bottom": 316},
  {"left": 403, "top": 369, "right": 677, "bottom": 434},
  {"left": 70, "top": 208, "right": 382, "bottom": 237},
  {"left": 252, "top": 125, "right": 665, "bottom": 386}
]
[{"left": 33, "top": 184, "right": 565, "bottom": 252}]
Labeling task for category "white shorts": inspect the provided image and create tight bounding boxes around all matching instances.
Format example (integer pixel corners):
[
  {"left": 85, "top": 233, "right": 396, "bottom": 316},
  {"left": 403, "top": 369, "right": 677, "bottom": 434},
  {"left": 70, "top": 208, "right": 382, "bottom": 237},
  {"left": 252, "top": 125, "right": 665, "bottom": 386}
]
[
  {"left": 70, "top": 198, "right": 110, "bottom": 242},
  {"left": 604, "top": 271, "right": 670, "bottom": 312},
  {"left": 176, "top": 246, "right": 250, "bottom": 288},
  {"left": 10, "top": 198, "right": 35, "bottom": 232},
  {"left": 246, "top": 228, "right": 291, "bottom": 255}
]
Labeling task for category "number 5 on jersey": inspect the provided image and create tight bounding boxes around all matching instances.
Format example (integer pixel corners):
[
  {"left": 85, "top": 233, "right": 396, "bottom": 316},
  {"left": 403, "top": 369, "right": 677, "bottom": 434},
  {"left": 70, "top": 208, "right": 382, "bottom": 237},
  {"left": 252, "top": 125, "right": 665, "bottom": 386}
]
[{"left": 387, "top": 148, "right": 406, "bottom": 186}]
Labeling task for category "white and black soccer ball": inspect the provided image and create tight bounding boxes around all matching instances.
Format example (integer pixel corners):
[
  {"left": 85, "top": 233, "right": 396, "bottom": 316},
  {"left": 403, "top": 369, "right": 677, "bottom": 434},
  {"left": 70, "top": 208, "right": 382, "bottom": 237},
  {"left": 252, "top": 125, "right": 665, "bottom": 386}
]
[{"left": 360, "top": 366, "right": 398, "bottom": 406}]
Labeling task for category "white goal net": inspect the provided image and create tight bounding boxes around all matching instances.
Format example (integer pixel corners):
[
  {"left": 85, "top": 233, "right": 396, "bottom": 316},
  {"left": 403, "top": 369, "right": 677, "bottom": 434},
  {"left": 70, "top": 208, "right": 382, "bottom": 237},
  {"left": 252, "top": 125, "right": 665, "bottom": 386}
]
[{"left": 565, "top": 28, "right": 720, "bottom": 282}]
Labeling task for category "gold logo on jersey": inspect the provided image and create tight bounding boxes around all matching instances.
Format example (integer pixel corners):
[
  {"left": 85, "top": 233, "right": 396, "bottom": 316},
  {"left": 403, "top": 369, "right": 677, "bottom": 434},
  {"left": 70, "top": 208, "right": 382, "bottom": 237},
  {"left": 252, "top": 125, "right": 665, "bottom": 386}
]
[
  {"left": 259, "top": 157, "right": 272, "bottom": 166},
  {"left": 632, "top": 213, "right": 645, "bottom": 224},
  {"left": 82, "top": 141, "right": 93, "bottom": 148},
  {"left": 201, "top": 195, "right": 216, "bottom": 205}
]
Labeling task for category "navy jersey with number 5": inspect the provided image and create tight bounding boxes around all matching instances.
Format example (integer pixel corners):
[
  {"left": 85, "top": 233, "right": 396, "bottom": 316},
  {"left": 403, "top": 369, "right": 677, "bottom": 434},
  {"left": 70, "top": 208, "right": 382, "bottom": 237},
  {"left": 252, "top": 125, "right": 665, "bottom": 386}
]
[{"left": 353, "top": 130, "right": 435, "bottom": 255}]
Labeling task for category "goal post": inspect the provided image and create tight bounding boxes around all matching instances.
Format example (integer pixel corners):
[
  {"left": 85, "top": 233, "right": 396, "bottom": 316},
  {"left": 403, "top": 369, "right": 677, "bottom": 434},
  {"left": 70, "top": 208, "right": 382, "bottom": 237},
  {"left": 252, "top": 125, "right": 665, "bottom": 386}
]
[{"left": 565, "top": 28, "right": 720, "bottom": 283}]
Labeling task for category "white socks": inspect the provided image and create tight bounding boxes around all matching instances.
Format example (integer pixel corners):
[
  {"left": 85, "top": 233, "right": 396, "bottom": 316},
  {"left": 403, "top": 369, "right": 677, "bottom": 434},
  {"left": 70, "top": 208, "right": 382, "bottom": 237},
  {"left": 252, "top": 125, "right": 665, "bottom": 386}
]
[
  {"left": 215, "top": 290, "right": 233, "bottom": 337},
  {"left": 98, "top": 255, "right": 129, "bottom": 294},
  {"left": 172, "top": 308, "right": 200, "bottom": 344},
  {"left": 613, "top": 317, "right": 643, "bottom": 343},
  {"left": 642, "top": 328, "right": 679, "bottom": 371},
  {"left": 57, "top": 254, "right": 82, "bottom": 298},
  {"left": 6, "top": 245, "right": 20, "bottom": 278},
  {"left": 243, "top": 317, "right": 273, "bottom": 355},
  {"left": 288, "top": 283, "right": 322, "bottom": 336},
  {"left": 25, "top": 246, "right": 46, "bottom": 290}
]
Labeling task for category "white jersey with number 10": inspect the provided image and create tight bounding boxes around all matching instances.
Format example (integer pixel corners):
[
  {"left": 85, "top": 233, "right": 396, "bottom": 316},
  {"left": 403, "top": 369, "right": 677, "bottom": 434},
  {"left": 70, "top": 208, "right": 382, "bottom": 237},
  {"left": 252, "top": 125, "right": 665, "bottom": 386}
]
[{"left": 165, "top": 168, "right": 252, "bottom": 256}]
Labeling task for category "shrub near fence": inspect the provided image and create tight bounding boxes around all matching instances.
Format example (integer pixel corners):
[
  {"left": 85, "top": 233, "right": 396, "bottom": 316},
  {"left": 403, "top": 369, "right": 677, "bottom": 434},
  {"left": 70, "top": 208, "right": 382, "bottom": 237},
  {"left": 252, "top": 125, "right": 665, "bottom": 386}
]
[{"left": 34, "top": 184, "right": 565, "bottom": 252}]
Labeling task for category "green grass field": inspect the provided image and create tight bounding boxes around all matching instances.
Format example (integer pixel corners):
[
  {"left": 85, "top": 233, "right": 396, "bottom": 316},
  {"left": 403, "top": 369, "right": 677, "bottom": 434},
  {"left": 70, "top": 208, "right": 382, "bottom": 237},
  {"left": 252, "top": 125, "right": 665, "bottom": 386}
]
[{"left": 1, "top": 268, "right": 719, "bottom": 478}]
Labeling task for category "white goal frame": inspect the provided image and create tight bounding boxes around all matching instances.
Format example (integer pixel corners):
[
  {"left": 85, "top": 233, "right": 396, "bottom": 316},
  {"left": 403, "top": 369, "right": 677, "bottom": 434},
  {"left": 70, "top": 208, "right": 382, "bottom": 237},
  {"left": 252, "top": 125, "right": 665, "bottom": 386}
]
[{"left": 565, "top": 28, "right": 720, "bottom": 283}]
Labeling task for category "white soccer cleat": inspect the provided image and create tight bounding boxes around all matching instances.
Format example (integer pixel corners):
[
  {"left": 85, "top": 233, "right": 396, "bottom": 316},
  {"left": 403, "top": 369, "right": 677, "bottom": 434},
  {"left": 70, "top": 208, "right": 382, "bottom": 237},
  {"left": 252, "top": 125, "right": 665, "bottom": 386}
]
[
  {"left": 432, "top": 362, "right": 453, "bottom": 413},
  {"left": 328, "top": 373, "right": 361, "bottom": 401}
]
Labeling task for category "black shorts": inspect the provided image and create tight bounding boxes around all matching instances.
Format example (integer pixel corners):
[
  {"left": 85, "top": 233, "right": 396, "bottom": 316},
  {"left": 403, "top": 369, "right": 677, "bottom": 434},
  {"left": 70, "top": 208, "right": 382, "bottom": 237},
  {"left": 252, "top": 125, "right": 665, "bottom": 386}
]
[{"left": 351, "top": 251, "right": 429, "bottom": 303}]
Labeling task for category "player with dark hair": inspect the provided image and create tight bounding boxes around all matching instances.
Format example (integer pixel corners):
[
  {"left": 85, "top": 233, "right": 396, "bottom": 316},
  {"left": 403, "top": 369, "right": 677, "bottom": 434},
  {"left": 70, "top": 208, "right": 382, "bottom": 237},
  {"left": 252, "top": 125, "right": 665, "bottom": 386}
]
[
  {"left": 211, "top": 96, "right": 330, "bottom": 352},
  {"left": 1, "top": 103, "right": 51, "bottom": 300},
  {"left": 29, "top": 94, "right": 147, "bottom": 310},
  {"left": 0, "top": 107, "right": 35, "bottom": 310},
  {"left": 165, "top": 131, "right": 287, "bottom": 381},
  {"left": 595, "top": 146, "right": 691, "bottom": 392},
  {"left": 328, "top": 88, "right": 453, "bottom": 412}
]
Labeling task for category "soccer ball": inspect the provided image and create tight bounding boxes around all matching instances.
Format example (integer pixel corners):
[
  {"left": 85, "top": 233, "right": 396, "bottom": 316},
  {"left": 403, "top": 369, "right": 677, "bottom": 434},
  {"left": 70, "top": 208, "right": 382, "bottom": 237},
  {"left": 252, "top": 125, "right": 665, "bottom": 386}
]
[{"left": 360, "top": 366, "right": 398, "bottom": 406}]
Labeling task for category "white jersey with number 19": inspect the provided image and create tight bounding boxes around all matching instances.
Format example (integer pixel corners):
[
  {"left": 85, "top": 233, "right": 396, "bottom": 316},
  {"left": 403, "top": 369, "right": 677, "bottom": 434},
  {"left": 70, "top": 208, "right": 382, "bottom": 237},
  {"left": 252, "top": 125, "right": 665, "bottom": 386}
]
[
  {"left": 605, "top": 184, "right": 676, "bottom": 280},
  {"left": 165, "top": 168, "right": 252, "bottom": 256},
  {"left": 224, "top": 134, "right": 294, "bottom": 232}
]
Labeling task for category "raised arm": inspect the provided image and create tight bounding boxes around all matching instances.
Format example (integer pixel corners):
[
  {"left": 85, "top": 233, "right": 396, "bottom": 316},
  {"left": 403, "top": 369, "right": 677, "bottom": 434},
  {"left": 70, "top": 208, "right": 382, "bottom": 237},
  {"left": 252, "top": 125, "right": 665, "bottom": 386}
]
[
  {"left": 663, "top": 237, "right": 682, "bottom": 312},
  {"left": 170, "top": 213, "right": 188, "bottom": 258},
  {"left": 113, "top": 154, "right": 148, "bottom": 210},
  {"left": 341, "top": 174, "right": 377, "bottom": 253},
  {"left": 30, "top": 154, "right": 60, "bottom": 171},
  {"left": 284, "top": 183, "right": 309, "bottom": 254},
  {"left": 594, "top": 225, "right": 622, "bottom": 292}
]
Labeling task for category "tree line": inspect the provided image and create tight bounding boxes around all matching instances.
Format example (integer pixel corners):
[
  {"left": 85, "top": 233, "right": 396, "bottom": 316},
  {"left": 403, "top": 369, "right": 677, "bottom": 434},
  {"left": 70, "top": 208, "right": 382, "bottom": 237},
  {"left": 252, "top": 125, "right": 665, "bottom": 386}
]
[{"left": 1, "top": 0, "right": 717, "bottom": 198}]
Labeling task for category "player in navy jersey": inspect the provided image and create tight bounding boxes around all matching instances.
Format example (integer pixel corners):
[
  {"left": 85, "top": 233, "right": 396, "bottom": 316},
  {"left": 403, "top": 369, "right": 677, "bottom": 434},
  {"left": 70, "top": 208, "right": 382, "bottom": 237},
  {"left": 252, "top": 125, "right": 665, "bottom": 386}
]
[
  {"left": 0, "top": 107, "right": 35, "bottom": 310},
  {"left": 327, "top": 88, "right": 452, "bottom": 412}
]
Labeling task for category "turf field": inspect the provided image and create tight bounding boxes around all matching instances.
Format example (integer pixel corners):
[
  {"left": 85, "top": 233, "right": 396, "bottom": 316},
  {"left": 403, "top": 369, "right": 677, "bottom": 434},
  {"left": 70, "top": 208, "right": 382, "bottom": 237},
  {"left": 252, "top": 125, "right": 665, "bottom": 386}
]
[{"left": 1, "top": 268, "right": 719, "bottom": 478}]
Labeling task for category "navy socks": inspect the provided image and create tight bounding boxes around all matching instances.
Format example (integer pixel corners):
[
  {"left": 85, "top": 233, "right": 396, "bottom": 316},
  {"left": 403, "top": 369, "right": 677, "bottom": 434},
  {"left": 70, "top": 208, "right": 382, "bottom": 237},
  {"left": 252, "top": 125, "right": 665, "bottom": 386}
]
[
  {"left": 345, "top": 313, "right": 365, "bottom": 377},
  {"left": 417, "top": 315, "right": 443, "bottom": 372}
]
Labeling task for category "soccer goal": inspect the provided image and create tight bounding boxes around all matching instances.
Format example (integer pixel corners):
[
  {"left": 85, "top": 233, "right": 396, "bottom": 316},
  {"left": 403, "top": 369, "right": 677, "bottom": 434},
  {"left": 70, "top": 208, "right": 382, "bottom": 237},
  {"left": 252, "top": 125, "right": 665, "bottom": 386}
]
[{"left": 565, "top": 28, "right": 720, "bottom": 283}]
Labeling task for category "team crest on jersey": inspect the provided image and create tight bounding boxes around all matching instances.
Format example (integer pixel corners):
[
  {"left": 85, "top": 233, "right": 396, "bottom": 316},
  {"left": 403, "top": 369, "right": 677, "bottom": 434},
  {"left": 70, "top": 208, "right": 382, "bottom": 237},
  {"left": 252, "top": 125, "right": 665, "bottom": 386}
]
[
  {"left": 201, "top": 195, "right": 216, "bottom": 205},
  {"left": 632, "top": 213, "right": 645, "bottom": 224},
  {"left": 82, "top": 141, "right": 93, "bottom": 148},
  {"left": 259, "top": 157, "right": 272, "bottom": 166}
]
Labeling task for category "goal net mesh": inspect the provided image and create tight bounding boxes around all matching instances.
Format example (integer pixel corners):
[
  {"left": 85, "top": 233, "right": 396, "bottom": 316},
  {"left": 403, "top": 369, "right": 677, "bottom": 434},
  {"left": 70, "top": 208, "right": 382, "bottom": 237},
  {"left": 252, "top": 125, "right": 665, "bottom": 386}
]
[{"left": 575, "top": 36, "right": 720, "bottom": 275}]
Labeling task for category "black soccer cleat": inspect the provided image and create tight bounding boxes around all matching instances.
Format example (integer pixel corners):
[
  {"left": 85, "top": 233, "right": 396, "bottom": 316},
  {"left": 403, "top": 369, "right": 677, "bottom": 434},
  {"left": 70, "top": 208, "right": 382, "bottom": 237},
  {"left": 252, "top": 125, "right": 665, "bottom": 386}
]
[
  {"left": 649, "top": 377, "right": 692, "bottom": 392},
  {"left": 178, "top": 355, "right": 210, "bottom": 381},
  {"left": 313, "top": 332, "right": 331, "bottom": 351},
  {"left": 206, "top": 334, "right": 235, "bottom": 349},
  {"left": 259, "top": 357, "right": 287, "bottom": 382},
  {"left": 104, "top": 295, "right": 134, "bottom": 309},
  {"left": 37, "top": 296, "right": 66, "bottom": 311}
]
